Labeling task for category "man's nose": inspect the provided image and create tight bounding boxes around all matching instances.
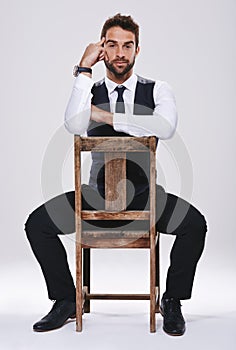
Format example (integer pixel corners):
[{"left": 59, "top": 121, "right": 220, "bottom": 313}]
[{"left": 116, "top": 46, "right": 125, "bottom": 57}]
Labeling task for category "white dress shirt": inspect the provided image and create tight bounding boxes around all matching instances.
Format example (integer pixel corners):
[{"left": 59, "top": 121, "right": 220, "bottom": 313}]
[{"left": 64, "top": 73, "right": 178, "bottom": 139}]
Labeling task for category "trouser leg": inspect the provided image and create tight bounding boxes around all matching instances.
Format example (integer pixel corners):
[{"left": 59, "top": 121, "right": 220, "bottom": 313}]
[
  {"left": 25, "top": 191, "right": 76, "bottom": 301},
  {"left": 154, "top": 185, "right": 208, "bottom": 299},
  {"left": 24, "top": 185, "right": 104, "bottom": 301},
  {"left": 125, "top": 184, "right": 207, "bottom": 299}
]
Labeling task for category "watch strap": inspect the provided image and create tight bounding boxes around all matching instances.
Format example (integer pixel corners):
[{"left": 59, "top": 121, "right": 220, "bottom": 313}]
[{"left": 73, "top": 65, "right": 92, "bottom": 77}]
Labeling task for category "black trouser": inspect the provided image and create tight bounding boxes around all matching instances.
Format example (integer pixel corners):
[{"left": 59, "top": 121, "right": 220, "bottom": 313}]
[{"left": 24, "top": 184, "right": 207, "bottom": 302}]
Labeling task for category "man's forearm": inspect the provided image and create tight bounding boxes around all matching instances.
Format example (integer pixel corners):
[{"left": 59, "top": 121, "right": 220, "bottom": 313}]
[
  {"left": 64, "top": 74, "right": 93, "bottom": 135},
  {"left": 90, "top": 105, "right": 113, "bottom": 126},
  {"left": 90, "top": 105, "right": 177, "bottom": 139},
  {"left": 65, "top": 37, "right": 106, "bottom": 135},
  {"left": 113, "top": 112, "right": 177, "bottom": 139}
]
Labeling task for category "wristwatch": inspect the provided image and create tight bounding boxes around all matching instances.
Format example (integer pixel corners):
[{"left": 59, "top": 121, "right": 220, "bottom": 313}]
[{"left": 73, "top": 65, "right": 92, "bottom": 77}]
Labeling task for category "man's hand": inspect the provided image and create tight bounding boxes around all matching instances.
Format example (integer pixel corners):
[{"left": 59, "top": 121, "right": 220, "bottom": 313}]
[
  {"left": 90, "top": 105, "right": 113, "bottom": 126},
  {"left": 79, "top": 37, "right": 105, "bottom": 68}
]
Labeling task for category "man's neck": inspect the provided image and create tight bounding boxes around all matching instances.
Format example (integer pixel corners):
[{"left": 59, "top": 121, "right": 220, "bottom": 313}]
[{"left": 106, "top": 69, "right": 133, "bottom": 84}]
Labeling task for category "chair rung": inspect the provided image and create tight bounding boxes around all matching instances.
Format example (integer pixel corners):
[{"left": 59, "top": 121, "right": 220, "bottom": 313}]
[
  {"left": 81, "top": 210, "right": 150, "bottom": 220},
  {"left": 86, "top": 293, "right": 150, "bottom": 300}
]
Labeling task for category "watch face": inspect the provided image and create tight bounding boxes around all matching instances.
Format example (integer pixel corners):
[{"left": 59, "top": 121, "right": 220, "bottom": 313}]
[{"left": 73, "top": 65, "right": 79, "bottom": 77}]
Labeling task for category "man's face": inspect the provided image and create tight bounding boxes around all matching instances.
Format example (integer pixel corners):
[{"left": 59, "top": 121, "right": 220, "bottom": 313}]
[{"left": 103, "top": 26, "right": 140, "bottom": 78}]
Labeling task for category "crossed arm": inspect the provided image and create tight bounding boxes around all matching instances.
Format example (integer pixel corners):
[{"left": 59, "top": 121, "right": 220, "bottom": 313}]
[{"left": 65, "top": 74, "right": 178, "bottom": 139}]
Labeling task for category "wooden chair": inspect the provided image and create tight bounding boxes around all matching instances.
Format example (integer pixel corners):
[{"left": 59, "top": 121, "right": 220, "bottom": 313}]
[{"left": 74, "top": 136, "right": 160, "bottom": 332}]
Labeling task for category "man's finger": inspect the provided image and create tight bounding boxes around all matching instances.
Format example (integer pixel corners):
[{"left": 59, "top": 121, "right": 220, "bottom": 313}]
[
  {"left": 98, "top": 50, "right": 105, "bottom": 58},
  {"left": 97, "top": 37, "right": 105, "bottom": 46}
]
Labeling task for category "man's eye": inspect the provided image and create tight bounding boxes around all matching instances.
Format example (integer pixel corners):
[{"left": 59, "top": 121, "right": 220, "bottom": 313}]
[
  {"left": 108, "top": 44, "right": 115, "bottom": 47},
  {"left": 125, "top": 45, "right": 132, "bottom": 49}
]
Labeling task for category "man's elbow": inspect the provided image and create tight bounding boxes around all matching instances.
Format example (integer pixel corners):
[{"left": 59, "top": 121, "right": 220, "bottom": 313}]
[
  {"left": 160, "top": 125, "right": 176, "bottom": 139},
  {"left": 64, "top": 120, "right": 76, "bottom": 134},
  {"left": 64, "top": 120, "right": 87, "bottom": 135},
  {"left": 156, "top": 114, "right": 177, "bottom": 140},
  {"left": 64, "top": 111, "right": 89, "bottom": 135}
]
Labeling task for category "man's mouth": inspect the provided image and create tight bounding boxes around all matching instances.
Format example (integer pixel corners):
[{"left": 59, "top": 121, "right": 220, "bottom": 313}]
[{"left": 114, "top": 60, "right": 128, "bottom": 64}]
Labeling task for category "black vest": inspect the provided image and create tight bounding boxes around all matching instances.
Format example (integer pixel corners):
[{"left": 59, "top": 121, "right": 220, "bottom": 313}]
[{"left": 88, "top": 75, "right": 158, "bottom": 197}]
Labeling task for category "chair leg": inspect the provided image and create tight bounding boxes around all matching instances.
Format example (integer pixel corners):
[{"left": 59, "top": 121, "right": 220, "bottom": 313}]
[
  {"left": 150, "top": 233, "right": 156, "bottom": 332},
  {"left": 83, "top": 248, "right": 91, "bottom": 313},
  {"left": 75, "top": 136, "right": 83, "bottom": 332},
  {"left": 149, "top": 136, "right": 157, "bottom": 332},
  {"left": 155, "top": 235, "right": 160, "bottom": 313},
  {"left": 76, "top": 241, "right": 83, "bottom": 332}
]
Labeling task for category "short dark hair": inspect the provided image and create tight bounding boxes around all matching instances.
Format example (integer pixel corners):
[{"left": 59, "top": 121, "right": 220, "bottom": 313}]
[{"left": 101, "top": 13, "right": 139, "bottom": 48}]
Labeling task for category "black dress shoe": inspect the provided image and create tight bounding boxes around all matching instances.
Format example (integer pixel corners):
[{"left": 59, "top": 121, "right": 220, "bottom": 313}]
[
  {"left": 33, "top": 299, "right": 76, "bottom": 332},
  {"left": 160, "top": 296, "right": 186, "bottom": 336}
]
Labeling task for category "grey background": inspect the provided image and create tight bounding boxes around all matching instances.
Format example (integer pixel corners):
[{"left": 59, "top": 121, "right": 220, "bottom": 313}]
[{"left": 0, "top": 0, "right": 235, "bottom": 349}]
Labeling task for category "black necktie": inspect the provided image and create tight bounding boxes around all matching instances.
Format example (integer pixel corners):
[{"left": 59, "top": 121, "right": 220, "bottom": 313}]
[{"left": 115, "top": 86, "right": 126, "bottom": 113}]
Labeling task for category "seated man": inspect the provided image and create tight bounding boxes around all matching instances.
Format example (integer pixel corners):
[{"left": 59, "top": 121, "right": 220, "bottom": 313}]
[{"left": 25, "top": 13, "right": 207, "bottom": 336}]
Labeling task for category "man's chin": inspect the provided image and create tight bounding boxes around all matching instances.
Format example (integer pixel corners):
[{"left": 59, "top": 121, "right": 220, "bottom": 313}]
[
  {"left": 110, "top": 66, "right": 127, "bottom": 75},
  {"left": 104, "top": 61, "right": 134, "bottom": 78},
  {"left": 112, "top": 68, "right": 128, "bottom": 76}
]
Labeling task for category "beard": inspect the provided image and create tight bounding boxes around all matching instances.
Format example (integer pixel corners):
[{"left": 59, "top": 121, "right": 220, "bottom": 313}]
[{"left": 104, "top": 56, "right": 136, "bottom": 78}]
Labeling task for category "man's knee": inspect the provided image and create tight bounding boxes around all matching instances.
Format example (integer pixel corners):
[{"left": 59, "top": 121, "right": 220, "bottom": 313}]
[
  {"left": 165, "top": 199, "right": 208, "bottom": 238},
  {"left": 191, "top": 206, "right": 207, "bottom": 231},
  {"left": 24, "top": 205, "right": 48, "bottom": 241},
  {"left": 183, "top": 206, "right": 208, "bottom": 240}
]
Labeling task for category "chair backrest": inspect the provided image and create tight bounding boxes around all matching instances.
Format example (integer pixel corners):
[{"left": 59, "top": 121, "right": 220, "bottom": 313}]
[
  {"left": 74, "top": 136, "right": 157, "bottom": 212},
  {"left": 74, "top": 136, "right": 157, "bottom": 248}
]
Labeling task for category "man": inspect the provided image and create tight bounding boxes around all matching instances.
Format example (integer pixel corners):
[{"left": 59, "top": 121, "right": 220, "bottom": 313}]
[{"left": 25, "top": 13, "right": 207, "bottom": 336}]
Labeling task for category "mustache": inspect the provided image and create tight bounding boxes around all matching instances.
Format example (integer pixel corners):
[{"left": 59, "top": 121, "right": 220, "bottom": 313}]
[{"left": 110, "top": 59, "right": 129, "bottom": 63}]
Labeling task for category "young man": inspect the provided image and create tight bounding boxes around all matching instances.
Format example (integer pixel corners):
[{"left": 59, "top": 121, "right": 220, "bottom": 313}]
[{"left": 25, "top": 13, "right": 207, "bottom": 336}]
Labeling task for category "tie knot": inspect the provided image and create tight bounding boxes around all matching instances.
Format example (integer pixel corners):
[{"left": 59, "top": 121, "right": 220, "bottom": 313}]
[{"left": 115, "top": 85, "right": 126, "bottom": 98}]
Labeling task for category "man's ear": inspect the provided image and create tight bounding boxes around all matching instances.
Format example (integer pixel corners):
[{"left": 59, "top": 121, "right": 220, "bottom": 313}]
[{"left": 135, "top": 46, "right": 140, "bottom": 56}]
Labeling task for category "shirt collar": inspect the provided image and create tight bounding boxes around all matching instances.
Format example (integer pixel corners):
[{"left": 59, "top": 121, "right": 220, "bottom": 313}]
[{"left": 105, "top": 73, "right": 138, "bottom": 95}]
